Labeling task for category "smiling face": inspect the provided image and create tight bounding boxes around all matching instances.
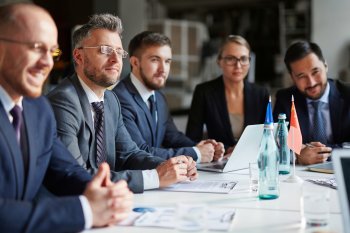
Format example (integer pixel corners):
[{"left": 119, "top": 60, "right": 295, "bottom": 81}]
[
  {"left": 217, "top": 42, "right": 250, "bottom": 84},
  {"left": 130, "top": 45, "right": 172, "bottom": 91},
  {"left": 74, "top": 28, "right": 123, "bottom": 89},
  {"left": 0, "top": 6, "right": 58, "bottom": 102},
  {"left": 290, "top": 53, "right": 328, "bottom": 100}
]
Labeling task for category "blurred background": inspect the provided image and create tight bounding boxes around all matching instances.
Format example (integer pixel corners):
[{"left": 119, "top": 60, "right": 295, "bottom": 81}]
[{"left": 2, "top": 0, "right": 350, "bottom": 131}]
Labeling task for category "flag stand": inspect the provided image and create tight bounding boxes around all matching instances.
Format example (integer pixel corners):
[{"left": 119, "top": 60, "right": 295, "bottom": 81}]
[
  {"left": 284, "top": 151, "right": 303, "bottom": 183},
  {"left": 284, "top": 111, "right": 303, "bottom": 184}
]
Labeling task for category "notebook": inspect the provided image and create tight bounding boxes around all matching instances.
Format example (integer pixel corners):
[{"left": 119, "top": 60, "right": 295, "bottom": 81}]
[
  {"left": 333, "top": 149, "right": 350, "bottom": 233},
  {"left": 197, "top": 124, "right": 270, "bottom": 173},
  {"left": 307, "top": 161, "right": 334, "bottom": 174}
]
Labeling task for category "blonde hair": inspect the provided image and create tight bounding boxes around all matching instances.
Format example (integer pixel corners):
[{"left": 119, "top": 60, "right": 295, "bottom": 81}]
[{"left": 217, "top": 35, "right": 251, "bottom": 60}]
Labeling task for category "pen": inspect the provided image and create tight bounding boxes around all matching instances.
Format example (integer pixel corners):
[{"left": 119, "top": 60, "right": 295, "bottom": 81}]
[{"left": 305, "top": 143, "right": 315, "bottom": 148}]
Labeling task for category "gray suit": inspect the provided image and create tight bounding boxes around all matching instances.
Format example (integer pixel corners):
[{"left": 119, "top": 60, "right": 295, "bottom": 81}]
[{"left": 47, "top": 74, "right": 164, "bottom": 193}]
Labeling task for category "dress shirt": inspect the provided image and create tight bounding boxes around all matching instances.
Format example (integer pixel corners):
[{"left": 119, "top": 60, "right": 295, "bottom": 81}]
[
  {"left": 0, "top": 85, "right": 93, "bottom": 229},
  {"left": 78, "top": 77, "right": 160, "bottom": 190},
  {"left": 306, "top": 82, "right": 333, "bottom": 142},
  {"left": 130, "top": 73, "right": 202, "bottom": 162}
]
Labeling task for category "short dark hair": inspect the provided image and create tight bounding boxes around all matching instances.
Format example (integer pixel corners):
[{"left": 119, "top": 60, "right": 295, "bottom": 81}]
[
  {"left": 72, "top": 13, "right": 123, "bottom": 49},
  {"left": 128, "top": 31, "right": 171, "bottom": 58},
  {"left": 284, "top": 41, "right": 326, "bottom": 73}
]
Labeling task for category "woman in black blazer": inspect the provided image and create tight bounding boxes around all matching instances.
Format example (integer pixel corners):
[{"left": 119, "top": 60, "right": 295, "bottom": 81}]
[{"left": 186, "top": 35, "right": 269, "bottom": 153}]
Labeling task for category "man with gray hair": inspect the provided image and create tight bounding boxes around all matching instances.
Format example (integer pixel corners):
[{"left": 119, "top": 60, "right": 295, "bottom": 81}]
[{"left": 48, "top": 14, "right": 197, "bottom": 194}]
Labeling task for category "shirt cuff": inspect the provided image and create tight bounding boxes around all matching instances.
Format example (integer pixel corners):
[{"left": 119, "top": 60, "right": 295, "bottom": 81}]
[
  {"left": 79, "top": 195, "right": 93, "bottom": 229},
  {"left": 193, "top": 146, "right": 201, "bottom": 163},
  {"left": 142, "top": 169, "right": 160, "bottom": 190}
]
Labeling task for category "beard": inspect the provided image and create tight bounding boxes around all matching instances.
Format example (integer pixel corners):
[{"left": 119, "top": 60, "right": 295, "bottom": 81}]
[
  {"left": 139, "top": 67, "right": 166, "bottom": 91},
  {"left": 303, "top": 82, "right": 327, "bottom": 100},
  {"left": 83, "top": 56, "right": 119, "bottom": 88}
]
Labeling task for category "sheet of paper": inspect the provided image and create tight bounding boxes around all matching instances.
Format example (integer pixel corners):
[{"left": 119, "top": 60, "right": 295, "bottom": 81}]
[
  {"left": 119, "top": 206, "right": 235, "bottom": 231},
  {"left": 160, "top": 180, "right": 237, "bottom": 193},
  {"left": 306, "top": 178, "right": 337, "bottom": 189}
]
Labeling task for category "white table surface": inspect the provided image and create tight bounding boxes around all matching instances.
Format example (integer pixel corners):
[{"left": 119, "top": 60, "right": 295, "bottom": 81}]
[{"left": 85, "top": 166, "right": 343, "bottom": 233}]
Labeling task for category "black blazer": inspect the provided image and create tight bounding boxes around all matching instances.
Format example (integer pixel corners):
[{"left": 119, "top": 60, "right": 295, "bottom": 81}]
[
  {"left": 186, "top": 76, "right": 269, "bottom": 148},
  {"left": 113, "top": 76, "right": 197, "bottom": 160},
  {"left": 273, "top": 79, "right": 350, "bottom": 146}
]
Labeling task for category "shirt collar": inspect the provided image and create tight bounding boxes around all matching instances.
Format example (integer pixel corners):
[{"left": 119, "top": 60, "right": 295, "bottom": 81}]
[
  {"left": 130, "top": 72, "right": 155, "bottom": 103},
  {"left": 0, "top": 85, "right": 23, "bottom": 113},
  {"left": 306, "top": 81, "right": 330, "bottom": 104},
  {"left": 77, "top": 76, "right": 104, "bottom": 104}
]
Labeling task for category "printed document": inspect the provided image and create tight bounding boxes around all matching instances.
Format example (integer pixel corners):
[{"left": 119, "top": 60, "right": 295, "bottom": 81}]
[{"left": 160, "top": 180, "right": 237, "bottom": 193}]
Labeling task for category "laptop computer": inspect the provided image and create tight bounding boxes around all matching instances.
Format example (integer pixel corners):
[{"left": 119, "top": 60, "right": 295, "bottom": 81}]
[
  {"left": 197, "top": 124, "right": 269, "bottom": 173},
  {"left": 307, "top": 161, "right": 334, "bottom": 174},
  {"left": 333, "top": 149, "right": 350, "bottom": 233}
]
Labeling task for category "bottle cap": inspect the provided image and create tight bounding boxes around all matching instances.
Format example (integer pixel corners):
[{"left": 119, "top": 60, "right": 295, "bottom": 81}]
[{"left": 278, "top": 113, "right": 286, "bottom": 120}]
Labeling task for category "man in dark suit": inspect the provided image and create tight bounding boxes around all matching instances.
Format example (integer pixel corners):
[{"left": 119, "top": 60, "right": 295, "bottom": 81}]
[
  {"left": 274, "top": 41, "right": 350, "bottom": 165},
  {"left": 0, "top": 3, "right": 133, "bottom": 233},
  {"left": 48, "top": 15, "right": 197, "bottom": 194},
  {"left": 113, "top": 31, "right": 224, "bottom": 162}
]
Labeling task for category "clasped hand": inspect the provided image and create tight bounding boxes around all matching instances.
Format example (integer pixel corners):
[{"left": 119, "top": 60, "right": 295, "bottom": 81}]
[
  {"left": 156, "top": 155, "right": 198, "bottom": 187},
  {"left": 83, "top": 163, "right": 133, "bottom": 227}
]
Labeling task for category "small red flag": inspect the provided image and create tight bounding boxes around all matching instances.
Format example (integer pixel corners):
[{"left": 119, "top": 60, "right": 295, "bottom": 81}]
[{"left": 287, "top": 96, "right": 303, "bottom": 154}]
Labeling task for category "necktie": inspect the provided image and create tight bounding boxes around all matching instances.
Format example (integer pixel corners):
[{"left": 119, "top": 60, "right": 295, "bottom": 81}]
[
  {"left": 10, "top": 105, "right": 22, "bottom": 143},
  {"left": 311, "top": 101, "right": 327, "bottom": 144},
  {"left": 91, "top": 101, "right": 106, "bottom": 166},
  {"left": 148, "top": 95, "right": 157, "bottom": 123}
]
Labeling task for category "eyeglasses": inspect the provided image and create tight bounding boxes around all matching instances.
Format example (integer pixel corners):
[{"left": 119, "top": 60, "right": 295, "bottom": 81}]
[
  {"left": 0, "top": 37, "right": 62, "bottom": 61},
  {"left": 79, "top": 45, "right": 128, "bottom": 58},
  {"left": 220, "top": 56, "right": 251, "bottom": 66}
]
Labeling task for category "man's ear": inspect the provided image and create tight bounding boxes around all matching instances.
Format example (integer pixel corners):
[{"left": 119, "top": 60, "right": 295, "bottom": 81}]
[
  {"left": 73, "top": 48, "right": 82, "bottom": 65},
  {"left": 324, "top": 62, "right": 328, "bottom": 72},
  {"left": 130, "top": 56, "right": 139, "bottom": 69}
]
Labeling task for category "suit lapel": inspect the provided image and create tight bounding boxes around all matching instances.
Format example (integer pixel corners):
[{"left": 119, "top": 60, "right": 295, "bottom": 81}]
[
  {"left": 328, "top": 81, "right": 343, "bottom": 143},
  {"left": 103, "top": 94, "right": 116, "bottom": 170},
  {"left": 69, "top": 75, "right": 96, "bottom": 167},
  {"left": 216, "top": 77, "right": 235, "bottom": 143},
  {"left": 0, "top": 102, "right": 25, "bottom": 198},
  {"left": 22, "top": 99, "right": 38, "bottom": 199},
  {"left": 124, "top": 77, "right": 157, "bottom": 144}
]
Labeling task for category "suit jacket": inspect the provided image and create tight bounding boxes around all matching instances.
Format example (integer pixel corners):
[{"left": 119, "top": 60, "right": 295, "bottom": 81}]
[
  {"left": 0, "top": 96, "right": 92, "bottom": 233},
  {"left": 47, "top": 74, "right": 164, "bottom": 193},
  {"left": 113, "top": 76, "right": 197, "bottom": 160},
  {"left": 273, "top": 79, "right": 350, "bottom": 146},
  {"left": 186, "top": 76, "right": 269, "bottom": 148}
]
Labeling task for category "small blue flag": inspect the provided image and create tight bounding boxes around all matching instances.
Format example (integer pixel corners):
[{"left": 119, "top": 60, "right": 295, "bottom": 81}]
[{"left": 264, "top": 96, "right": 273, "bottom": 125}]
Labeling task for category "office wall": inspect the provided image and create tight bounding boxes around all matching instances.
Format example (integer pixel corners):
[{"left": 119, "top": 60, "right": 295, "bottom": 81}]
[{"left": 312, "top": 0, "right": 350, "bottom": 79}]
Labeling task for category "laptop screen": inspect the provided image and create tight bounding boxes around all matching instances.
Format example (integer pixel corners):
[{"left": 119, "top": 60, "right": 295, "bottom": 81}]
[
  {"left": 340, "top": 157, "right": 350, "bottom": 214},
  {"left": 333, "top": 149, "right": 350, "bottom": 233}
]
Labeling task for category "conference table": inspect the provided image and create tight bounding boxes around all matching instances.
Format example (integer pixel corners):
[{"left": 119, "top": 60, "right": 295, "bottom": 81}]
[{"left": 86, "top": 166, "right": 343, "bottom": 233}]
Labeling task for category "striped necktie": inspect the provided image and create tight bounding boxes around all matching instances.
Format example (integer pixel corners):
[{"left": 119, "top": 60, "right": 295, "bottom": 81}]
[
  {"left": 311, "top": 101, "right": 327, "bottom": 144},
  {"left": 92, "top": 101, "right": 106, "bottom": 166}
]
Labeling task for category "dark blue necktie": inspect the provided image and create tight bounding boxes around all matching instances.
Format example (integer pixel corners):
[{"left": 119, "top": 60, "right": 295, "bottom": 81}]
[
  {"left": 148, "top": 95, "right": 157, "bottom": 123},
  {"left": 10, "top": 105, "right": 22, "bottom": 143},
  {"left": 311, "top": 101, "right": 327, "bottom": 144},
  {"left": 92, "top": 101, "right": 106, "bottom": 166}
]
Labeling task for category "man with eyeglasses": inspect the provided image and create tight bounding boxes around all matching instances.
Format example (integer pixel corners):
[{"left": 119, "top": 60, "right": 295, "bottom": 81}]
[
  {"left": 186, "top": 35, "right": 269, "bottom": 153},
  {"left": 113, "top": 31, "right": 224, "bottom": 163},
  {"left": 274, "top": 41, "right": 350, "bottom": 165},
  {"left": 48, "top": 14, "right": 197, "bottom": 194},
  {"left": 0, "top": 3, "right": 133, "bottom": 233}
]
